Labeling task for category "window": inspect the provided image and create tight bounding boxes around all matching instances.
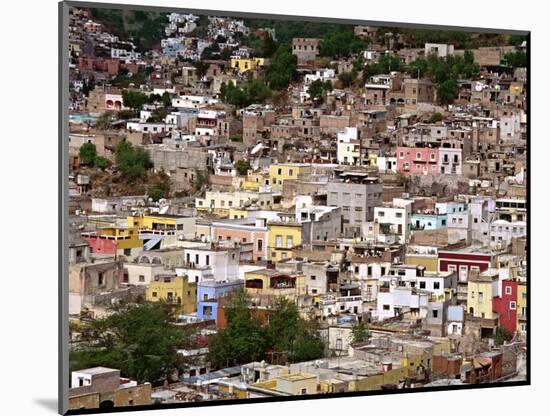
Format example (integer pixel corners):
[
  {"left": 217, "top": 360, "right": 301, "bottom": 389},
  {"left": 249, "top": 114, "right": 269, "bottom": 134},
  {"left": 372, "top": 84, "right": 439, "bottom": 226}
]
[
  {"left": 286, "top": 235, "right": 294, "bottom": 248},
  {"left": 505, "top": 286, "right": 512, "bottom": 295},
  {"left": 432, "top": 310, "right": 439, "bottom": 318},
  {"left": 419, "top": 281, "right": 426, "bottom": 289},
  {"left": 510, "top": 301, "right": 517, "bottom": 310},
  {"left": 300, "top": 388, "right": 307, "bottom": 395},
  {"left": 152, "top": 292, "right": 158, "bottom": 298},
  {"left": 478, "top": 292, "right": 484, "bottom": 302},
  {"left": 138, "top": 275, "right": 145, "bottom": 282},
  {"left": 257, "top": 239, "right": 263, "bottom": 251},
  {"left": 310, "top": 275, "right": 316, "bottom": 280},
  {"left": 275, "top": 235, "right": 282, "bottom": 248},
  {"left": 98, "top": 272, "right": 105, "bottom": 286},
  {"left": 433, "top": 282, "right": 440, "bottom": 290},
  {"left": 163, "top": 277, "right": 171, "bottom": 283},
  {"left": 205, "top": 255, "right": 210, "bottom": 266},
  {"left": 448, "top": 265, "right": 457, "bottom": 272},
  {"left": 383, "top": 304, "right": 390, "bottom": 310}
]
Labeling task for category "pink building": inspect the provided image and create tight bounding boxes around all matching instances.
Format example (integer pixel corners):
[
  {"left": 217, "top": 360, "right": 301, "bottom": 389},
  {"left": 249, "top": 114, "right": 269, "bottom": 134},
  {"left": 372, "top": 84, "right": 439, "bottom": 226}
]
[
  {"left": 211, "top": 220, "right": 267, "bottom": 262},
  {"left": 396, "top": 146, "right": 439, "bottom": 176}
]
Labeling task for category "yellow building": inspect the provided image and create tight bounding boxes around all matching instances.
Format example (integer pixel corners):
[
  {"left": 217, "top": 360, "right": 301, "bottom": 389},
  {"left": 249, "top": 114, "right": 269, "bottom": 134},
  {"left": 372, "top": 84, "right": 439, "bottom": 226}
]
[
  {"left": 195, "top": 220, "right": 212, "bottom": 241},
  {"left": 228, "top": 208, "right": 248, "bottom": 220},
  {"left": 267, "top": 220, "right": 302, "bottom": 262},
  {"left": 268, "top": 163, "right": 311, "bottom": 190},
  {"left": 82, "top": 226, "right": 143, "bottom": 256},
  {"left": 367, "top": 150, "right": 378, "bottom": 167},
  {"left": 467, "top": 273, "right": 498, "bottom": 319},
  {"left": 517, "top": 281, "right": 527, "bottom": 335},
  {"left": 127, "top": 214, "right": 195, "bottom": 237},
  {"left": 195, "top": 190, "right": 275, "bottom": 216},
  {"left": 351, "top": 366, "right": 408, "bottom": 392},
  {"left": 244, "top": 269, "right": 305, "bottom": 298},
  {"left": 230, "top": 57, "right": 265, "bottom": 73},
  {"left": 405, "top": 254, "right": 438, "bottom": 272},
  {"left": 146, "top": 274, "right": 197, "bottom": 314},
  {"left": 243, "top": 171, "right": 270, "bottom": 191},
  {"left": 252, "top": 373, "right": 318, "bottom": 396}
]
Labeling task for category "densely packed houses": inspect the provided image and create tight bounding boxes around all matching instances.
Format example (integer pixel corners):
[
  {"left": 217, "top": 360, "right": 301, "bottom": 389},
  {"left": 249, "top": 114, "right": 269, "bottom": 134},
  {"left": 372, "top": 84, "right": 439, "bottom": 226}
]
[{"left": 66, "top": 7, "right": 527, "bottom": 410}]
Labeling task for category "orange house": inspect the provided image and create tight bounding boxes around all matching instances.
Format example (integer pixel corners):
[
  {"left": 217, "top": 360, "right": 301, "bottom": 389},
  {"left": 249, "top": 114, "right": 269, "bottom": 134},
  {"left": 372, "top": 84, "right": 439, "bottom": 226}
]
[{"left": 211, "top": 220, "right": 268, "bottom": 262}]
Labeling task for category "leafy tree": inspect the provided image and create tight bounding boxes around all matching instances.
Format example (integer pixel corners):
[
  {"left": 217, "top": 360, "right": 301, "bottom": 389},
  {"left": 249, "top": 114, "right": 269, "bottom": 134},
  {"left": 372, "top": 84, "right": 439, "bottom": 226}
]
[
  {"left": 95, "top": 111, "right": 114, "bottom": 130},
  {"left": 264, "top": 46, "right": 297, "bottom": 90},
  {"left": 230, "top": 134, "right": 243, "bottom": 143},
  {"left": 208, "top": 290, "right": 267, "bottom": 368},
  {"left": 161, "top": 91, "right": 172, "bottom": 107},
  {"left": 79, "top": 142, "right": 97, "bottom": 166},
  {"left": 494, "top": 326, "right": 514, "bottom": 346},
  {"left": 94, "top": 156, "right": 110, "bottom": 170},
  {"left": 193, "top": 169, "right": 209, "bottom": 191},
  {"left": 363, "top": 54, "right": 404, "bottom": 80},
  {"left": 350, "top": 321, "right": 370, "bottom": 344},
  {"left": 503, "top": 51, "right": 527, "bottom": 68},
  {"left": 437, "top": 79, "right": 459, "bottom": 105},
  {"left": 115, "top": 141, "right": 152, "bottom": 181},
  {"left": 429, "top": 112, "right": 444, "bottom": 123},
  {"left": 320, "top": 26, "right": 366, "bottom": 58},
  {"left": 220, "top": 47, "right": 234, "bottom": 61},
  {"left": 338, "top": 71, "right": 354, "bottom": 88},
  {"left": 148, "top": 171, "right": 170, "bottom": 202},
  {"left": 122, "top": 89, "right": 148, "bottom": 110},
  {"left": 289, "top": 316, "right": 325, "bottom": 362},
  {"left": 220, "top": 80, "right": 272, "bottom": 107},
  {"left": 253, "top": 34, "right": 278, "bottom": 58},
  {"left": 70, "top": 303, "right": 188, "bottom": 383},
  {"left": 266, "top": 298, "right": 301, "bottom": 356},
  {"left": 508, "top": 35, "right": 526, "bottom": 47},
  {"left": 308, "top": 79, "right": 333, "bottom": 102},
  {"left": 235, "top": 159, "right": 251, "bottom": 176}
]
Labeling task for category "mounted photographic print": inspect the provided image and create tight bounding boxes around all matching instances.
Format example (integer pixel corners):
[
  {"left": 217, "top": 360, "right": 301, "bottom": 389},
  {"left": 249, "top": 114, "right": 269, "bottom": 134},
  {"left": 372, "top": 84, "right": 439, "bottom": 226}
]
[{"left": 59, "top": 1, "right": 530, "bottom": 414}]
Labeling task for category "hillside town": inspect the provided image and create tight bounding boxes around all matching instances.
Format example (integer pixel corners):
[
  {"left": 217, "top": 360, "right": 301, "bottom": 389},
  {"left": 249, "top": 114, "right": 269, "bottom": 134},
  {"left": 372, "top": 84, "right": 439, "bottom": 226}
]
[{"left": 66, "top": 7, "right": 528, "bottom": 411}]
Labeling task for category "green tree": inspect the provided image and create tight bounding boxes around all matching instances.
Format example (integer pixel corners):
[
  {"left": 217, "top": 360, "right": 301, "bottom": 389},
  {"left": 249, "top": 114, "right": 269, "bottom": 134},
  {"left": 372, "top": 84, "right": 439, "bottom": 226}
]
[
  {"left": 115, "top": 142, "right": 152, "bottom": 181},
  {"left": 122, "top": 89, "right": 148, "bottom": 110},
  {"left": 230, "top": 134, "right": 243, "bottom": 143},
  {"left": 338, "top": 71, "right": 354, "bottom": 88},
  {"left": 320, "top": 26, "right": 366, "bottom": 58},
  {"left": 79, "top": 142, "right": 97, "bottom": 166},
  {"left": 350, "top": 321, "right": 370, "bottom": 344},
  {"left": 308, "top": 79, "right": 333, "bottom": 102},
  {"left": 264, "top": 46, "right": 297, "bottom": 90},
  {"left": 94, "top": 156, "right": 110, "bottom": 170},
  {"left": 220, "top": 80, "right": 272, "bottom": 107},
  {"left": 193, "top": 169, "right": 209, "bottom": 191},
  {"left": 503, "top": 51, "right": 527, "bottom": 68},
  {"left": 494, "top": 326, "right": 514, "bottom": 346},
  {"left": 235, "top": 159, "right": 251, "bottom": 176},
  {"left": 208, "top": 290, "right": 267, "bottom": 368},
  {"left": 266, "top": 298, "right": 301, "bottom": 356},
  {"left": 70, "top": 303, "right": 188, "bottom": 383},
  {"left": 508, "top": 35, "right": 526, "bottom": 47},
  {"left": 289, "top": 317, "right": 325, "bottom": 363},
  {"left": 437, "top": 79, "right": 459, "bottom": 105},
  {"left": 429, "top": 112, "right": 444, "bottom": 123},
  {"left": 161, "top": 91, "right": 172, "bottom": 107},
  {"left": 95, "top": 111, "right": 114, "bottom": 130}
]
